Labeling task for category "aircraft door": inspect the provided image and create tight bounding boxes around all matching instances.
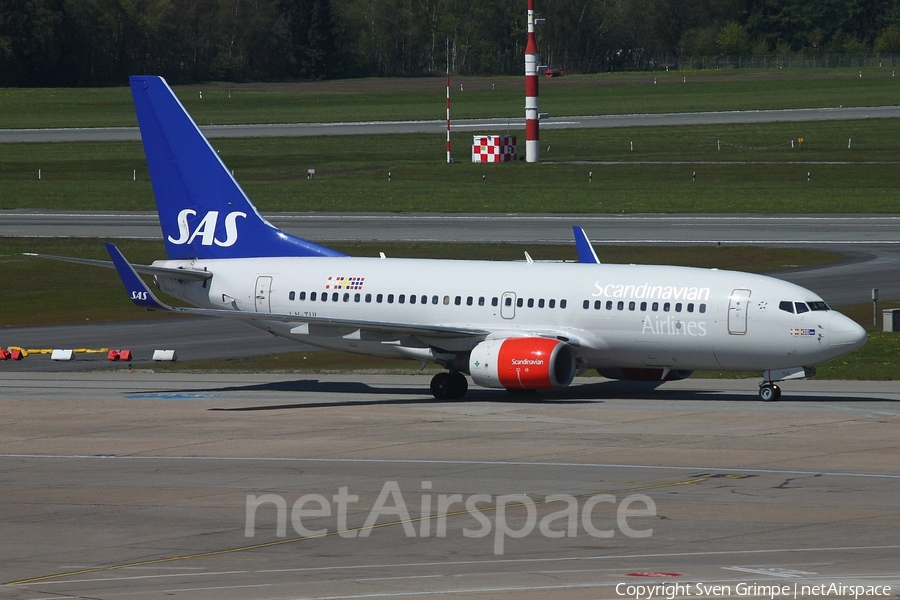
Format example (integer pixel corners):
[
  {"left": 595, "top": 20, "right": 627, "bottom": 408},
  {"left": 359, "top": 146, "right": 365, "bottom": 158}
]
[
  {"left": 500, "top": 292, "right": 516, "bottom": 319},
  {"left": 728, "top": 289, "right": 751, "bottom": 334},
  {"left": 255, "top": 276, "right": 273, "bottom": 313}
]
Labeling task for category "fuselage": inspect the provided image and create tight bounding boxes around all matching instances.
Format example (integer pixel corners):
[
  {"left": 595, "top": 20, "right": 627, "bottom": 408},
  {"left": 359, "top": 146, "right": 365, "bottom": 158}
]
[{"left": 155, "top": 256, "right": 867, "bottom": 373}]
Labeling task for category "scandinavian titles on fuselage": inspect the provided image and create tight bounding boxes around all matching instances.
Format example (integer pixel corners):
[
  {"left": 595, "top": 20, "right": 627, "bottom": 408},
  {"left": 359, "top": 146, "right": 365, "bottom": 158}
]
[{"left": 592, "top": 281, "right": 711, "bottom": 302}]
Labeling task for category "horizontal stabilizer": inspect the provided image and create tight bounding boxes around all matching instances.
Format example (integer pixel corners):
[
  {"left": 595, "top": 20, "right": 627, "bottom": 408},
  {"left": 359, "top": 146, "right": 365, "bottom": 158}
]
[{"left": 25, "top": 252, "right": 212, "bottom": 281}]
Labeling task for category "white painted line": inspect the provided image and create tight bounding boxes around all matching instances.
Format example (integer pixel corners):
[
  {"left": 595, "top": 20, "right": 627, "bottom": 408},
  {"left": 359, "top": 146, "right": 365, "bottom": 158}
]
[
  {"left": 3, "top": 454, "right": 898, "bottom": 479},
  {"left": 13, "top": 570, "right": 248, "bottom": 586}
]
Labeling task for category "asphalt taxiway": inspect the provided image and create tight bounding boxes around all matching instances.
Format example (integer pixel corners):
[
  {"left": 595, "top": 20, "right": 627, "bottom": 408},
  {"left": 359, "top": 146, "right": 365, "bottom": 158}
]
[
  {"left": 0, "top": 373, "right": 898, "bottom": 599},
  {"left": 3, "top": 106, "right": 899, "bottom": 143}
]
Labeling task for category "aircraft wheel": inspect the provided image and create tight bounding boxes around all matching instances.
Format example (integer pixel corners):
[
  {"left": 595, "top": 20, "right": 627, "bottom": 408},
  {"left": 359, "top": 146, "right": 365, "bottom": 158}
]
[
  {"left": 449, "top": 372, "right": 468, "bottom": 398},
  {"left": 759, "top": 383, "right": 781, "bottom": 402},
  {"left": 430, "top": 373, "right": 452, "bottom": 399},
  {"left": 431, "top": 372, "right": 467, "bottom": 400}
]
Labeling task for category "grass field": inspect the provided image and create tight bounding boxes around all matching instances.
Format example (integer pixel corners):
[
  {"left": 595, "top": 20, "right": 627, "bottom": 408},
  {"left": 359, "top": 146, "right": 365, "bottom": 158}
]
[
  {"left": 1, "top": 69, "right": 899, "bottom": 128},
  {"left": 2, "top": 118, "right": 900, "bottom": 213}
]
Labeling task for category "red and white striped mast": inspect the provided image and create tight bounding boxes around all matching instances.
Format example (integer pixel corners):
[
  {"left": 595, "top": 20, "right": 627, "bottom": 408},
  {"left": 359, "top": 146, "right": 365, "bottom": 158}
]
[{"left": 525, "top": 0, "right": 540, "bottom": 163}]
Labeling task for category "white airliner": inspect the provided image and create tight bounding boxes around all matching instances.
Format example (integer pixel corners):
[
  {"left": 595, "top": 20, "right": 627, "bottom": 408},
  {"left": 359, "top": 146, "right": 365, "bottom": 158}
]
[{"left": 34, "top": 76, "right": 867, "bottom": 401}]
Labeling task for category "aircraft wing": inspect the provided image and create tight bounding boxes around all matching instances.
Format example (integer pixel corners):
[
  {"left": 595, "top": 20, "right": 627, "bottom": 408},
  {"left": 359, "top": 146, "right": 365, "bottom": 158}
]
[
  {"left": 25, "top": 252, "right": 212, "bottom": 282},
  {"left": 105, "top": 243, "right": 488, "bottom": 340}
]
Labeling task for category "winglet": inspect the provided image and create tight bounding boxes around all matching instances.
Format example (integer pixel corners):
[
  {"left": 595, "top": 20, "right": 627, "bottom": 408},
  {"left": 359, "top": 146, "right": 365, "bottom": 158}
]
[
  {"left": 105, "top": 243, "right": 174, "bottom": 312},
  {"left": 573, "top": 226, "right": 600, "bottom": 264}
]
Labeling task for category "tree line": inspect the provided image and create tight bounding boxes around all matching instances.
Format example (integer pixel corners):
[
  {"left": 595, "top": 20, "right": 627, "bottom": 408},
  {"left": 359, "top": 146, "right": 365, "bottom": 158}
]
[{"left": 2, "top": 0, "right": 900, "bottom": 86}]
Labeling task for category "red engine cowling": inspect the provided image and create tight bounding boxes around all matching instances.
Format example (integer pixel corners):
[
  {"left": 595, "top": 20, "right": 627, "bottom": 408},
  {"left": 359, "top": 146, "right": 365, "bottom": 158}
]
[
  {"left": 597, "top": 368, "right": 693, "bottom": 382},
  {"left": 469, "top": 338, "right": 576, "bottom": 390}
]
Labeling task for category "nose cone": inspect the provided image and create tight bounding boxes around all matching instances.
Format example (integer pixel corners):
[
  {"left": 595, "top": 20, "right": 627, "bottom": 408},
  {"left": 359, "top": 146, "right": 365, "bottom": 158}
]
[{"left": 829, "top": 312, "right": 867, "bottom": 357}]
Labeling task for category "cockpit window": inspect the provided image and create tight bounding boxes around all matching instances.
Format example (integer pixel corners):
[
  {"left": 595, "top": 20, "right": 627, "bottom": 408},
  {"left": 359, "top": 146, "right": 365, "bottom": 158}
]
[
  {"left": 795, "top": 302, "right": 810, "bottom": 314},
  {"left": 808, "top": 301, "right": 830, "bottom": 311},
  {"left": 779, "top": 301, "right": 794, "bottom": 313}
]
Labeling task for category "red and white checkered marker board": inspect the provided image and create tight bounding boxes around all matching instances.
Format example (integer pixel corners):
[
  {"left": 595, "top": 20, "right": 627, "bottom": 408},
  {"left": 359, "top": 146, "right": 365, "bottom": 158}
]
[{"left": 472, "top": 135, "right": 517, "bottom": 163}]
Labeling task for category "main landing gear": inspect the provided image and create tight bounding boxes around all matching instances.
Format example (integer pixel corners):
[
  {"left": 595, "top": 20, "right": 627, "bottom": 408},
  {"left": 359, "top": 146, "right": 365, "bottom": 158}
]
[
  {"left": 758, "top": 382, "right": 781, "bottom": 402},
  {"left": 430, "top": 371, "right": 468, "bottom": 400}
]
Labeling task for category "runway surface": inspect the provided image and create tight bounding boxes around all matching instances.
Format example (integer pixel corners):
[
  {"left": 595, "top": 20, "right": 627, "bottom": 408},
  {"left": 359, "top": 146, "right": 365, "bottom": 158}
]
[
  {"left": 2, "top": 106, "right": 899, "bottom": 142},
  {"left": 0, "top": 373, "right": 897, "bottom": 599},
  {"left": 6, "top": 211, "right": 900, "bottom": 245}
]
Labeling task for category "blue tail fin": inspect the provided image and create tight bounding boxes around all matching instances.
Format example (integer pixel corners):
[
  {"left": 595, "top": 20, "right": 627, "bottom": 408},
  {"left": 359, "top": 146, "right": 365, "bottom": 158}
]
[{"left": 130, "top": 75, "right": 345, "bottom": 260}]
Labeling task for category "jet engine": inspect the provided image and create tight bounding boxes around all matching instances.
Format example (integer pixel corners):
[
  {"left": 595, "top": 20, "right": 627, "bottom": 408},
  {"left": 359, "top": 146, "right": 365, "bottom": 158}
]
[
  {"left": 468, "top": 337, "right": 576, "bottom": 390},
  {"left": 597, "top": 368, "right": 693, "bottom": 381}
]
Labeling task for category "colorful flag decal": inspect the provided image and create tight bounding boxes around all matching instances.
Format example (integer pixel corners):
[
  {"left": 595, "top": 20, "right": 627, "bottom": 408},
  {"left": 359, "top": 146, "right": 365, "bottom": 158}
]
[{"left": 325, "top": 276, "right": 365, "bottom": 290}]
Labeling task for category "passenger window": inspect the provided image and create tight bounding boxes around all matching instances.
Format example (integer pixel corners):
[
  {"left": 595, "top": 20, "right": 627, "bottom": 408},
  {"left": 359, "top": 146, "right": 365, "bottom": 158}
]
[
  {"left": 299, "top": 292, "right": 306, "bottom": 301},
  {"left": 376, "top": 293, "right": 383, "bottom": 303},
  {"left": 455, "top": 296, "right": 461, "bottom": 306},
  {"left": 528, "top": 298, "right": 535, "bottom": 308},
  {"left": 539, "top": 299, "right": 545, "bottom": 308},
  {"left": 321, "top": 293, "right": 328, "bottom": 302},
  {"left": 354, "top": 293, "right": 361, "bottom": 302},
  {"left": 617, "top": 301, "right": 624, "bottom": 310},
  {"left": 663, "top": 302, "right": 670, "bottom": 312},
  {"left": 365, "top": 294, "right": 372, "bottom": 303},
  {"left": 343, "top": 293, "right": 350, "bottom": 302},
  {"left": 687, "top": 303, "right": 693, "bottom": 312},
  {"left": 583, "top": 300, "right": 590, "bottom": 309},
  {"left": 387, "top": 294, "right": 394, "bottom": 304},
  {"left": 640, "top": 302, "right": 647, "bottom": 311},
  {"left": 560, "top": 299, "right": 567, "bottom": 309},
  {"left": 517, "top": 298, "right": 524, "bottom": 308},
  {"left": 699, "top": 303, "right": 707, "bottom": 313},
  {"left": 432, "top": 295, "right": 439, "bottom": 305},
  {"left": 652, "top": 302, "right": 659, "bottom": 311},
  {"left": 606, "top": 301, "right": 613, "bottom": 310},
  {"left": 332, "top": 292, "right": 339, "bottom": 302},
  {"left": 492, "top": 297, "right": 499, "bottom": 307},
  {"left": 549, "top": 299, "right": 556, "bottom": 309},
  {"left": 479, "top": 297, "right": 485, "bottom": 306},
  {"left": 467, "top": 296, "right": 474, "bottom": 306},
  {"left": 410, "top": 295, "right": 417, "bottom": 305},
  {"left": 289, "top": 291, "right": 296, "bottom": 301},
  {"left": 443, "top": 296, "right": 450, "bottom": 305},
  {"left": 795, "top": 302, "right": 809, "bottom": 314},
  {"left": 628, "top": 301, "right": 635, "bottom": 311},
  {"left": 779, "top": 301, "right": 794, "bottom": 313},
  {"left": 311, "top": 292, "right": 317, "bottom": 301},
  {"left": 421, "top": 295, "right": 428, "bottom": 304},
  {"left": 594, "top": 300, "right": 602, "bottom": 310},
  {"left": 675, "top": 303, "right": 682, "bottom": 312},
  {"left": 399, "top": 294, "right": 406, "bottom": 304}
]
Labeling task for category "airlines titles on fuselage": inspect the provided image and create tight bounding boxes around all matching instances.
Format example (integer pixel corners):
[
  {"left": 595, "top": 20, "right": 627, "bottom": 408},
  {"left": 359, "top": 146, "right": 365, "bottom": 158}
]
[{"left": 593, "top": 281, "right": 711, "bottom": 338}]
